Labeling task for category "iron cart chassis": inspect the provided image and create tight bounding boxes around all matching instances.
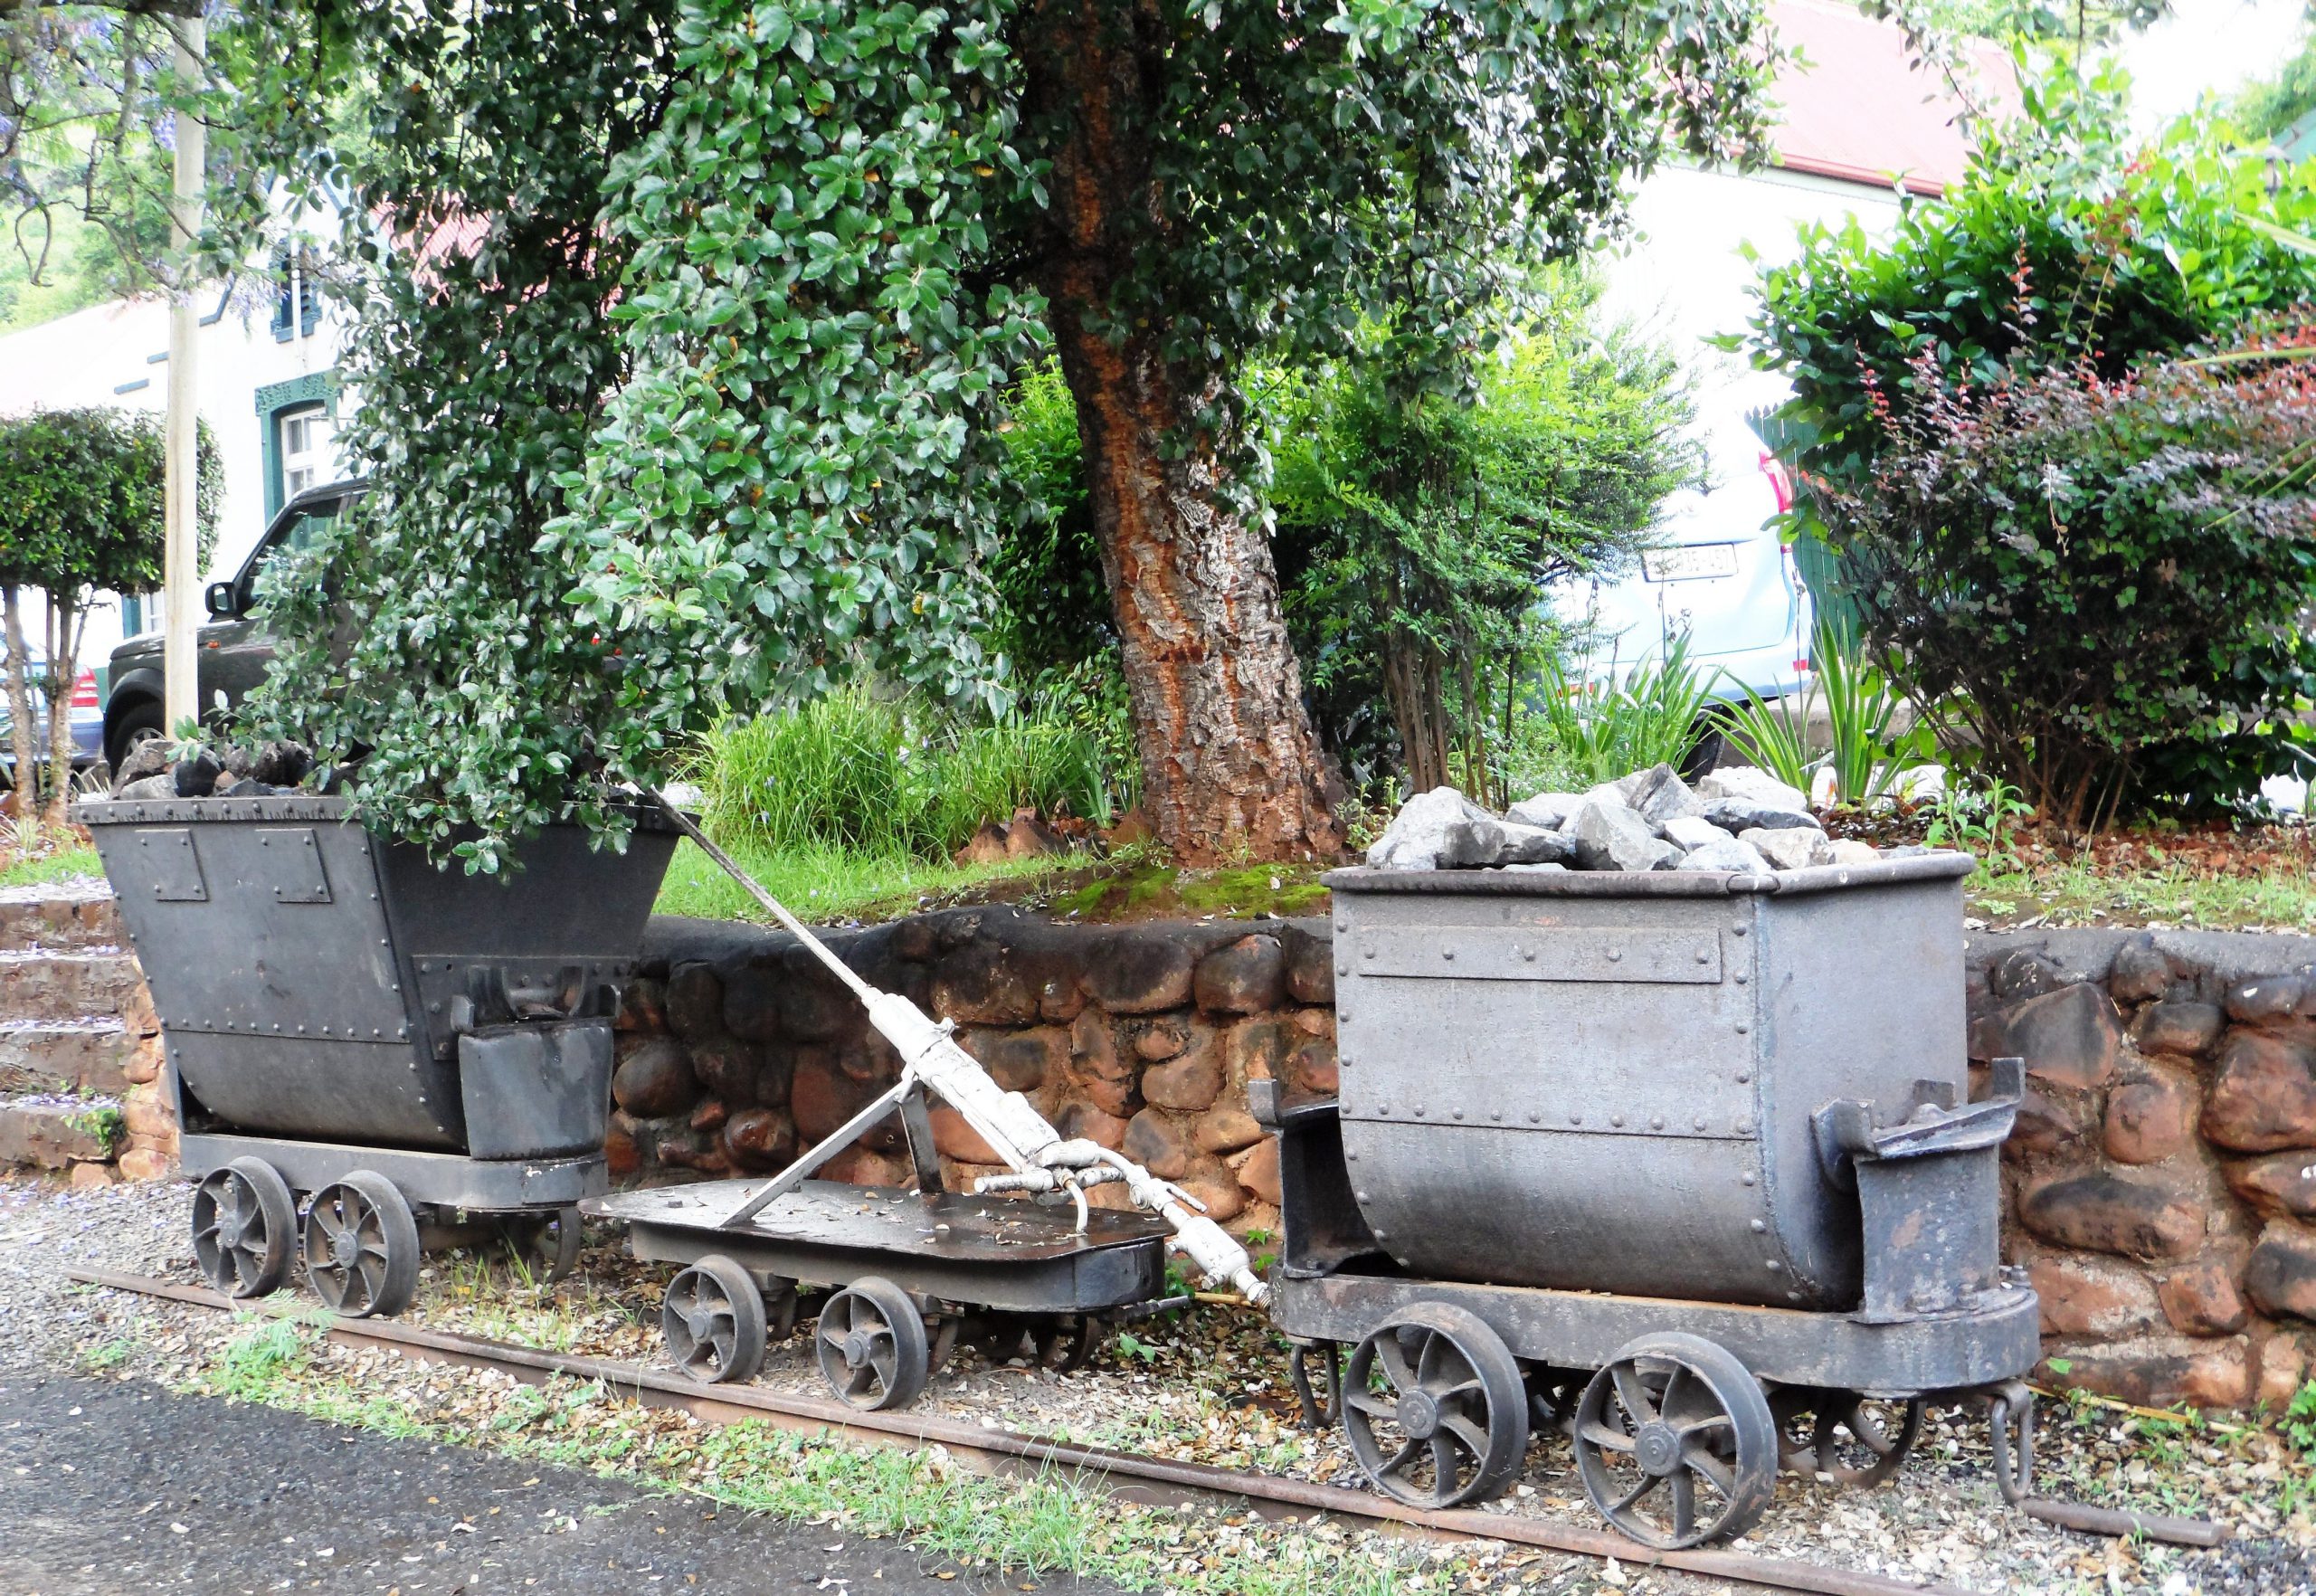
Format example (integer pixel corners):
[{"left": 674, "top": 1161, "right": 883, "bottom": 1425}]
[
  {"left": 80, "top": 793, "right": 679, "bottom": 1317},
  {"left": 1261, "top": 856, "right": 2045, "bottom": 1550},
  {"left": 586, "top": 1110, "right": 1178, "bottom": 1411}
]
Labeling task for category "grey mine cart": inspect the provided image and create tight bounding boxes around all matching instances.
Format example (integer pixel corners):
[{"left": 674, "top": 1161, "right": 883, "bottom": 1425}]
[
  {"left": 81, "top": 793, "right": 679, "bottom": 1318},
  {"left": 1259, "top": 853, "right": 2046, "bottom": 1549}
]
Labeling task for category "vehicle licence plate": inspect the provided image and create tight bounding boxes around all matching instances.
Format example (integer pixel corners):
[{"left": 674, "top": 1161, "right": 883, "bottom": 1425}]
[{"left": 1641, "top": 544, "right": 1741, "bottom": 583}]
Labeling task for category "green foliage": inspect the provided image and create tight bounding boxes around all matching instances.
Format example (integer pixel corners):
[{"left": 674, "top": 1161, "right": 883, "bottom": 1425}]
[
  {"left": 2284, "top": 1379, "right": 2316, "bottom": 1460},
  {"left": 236, "top": 1, "right": 686, "bottom": 871},
  {"left": 1709, "top": 624, "right": 1932, "bottom": 803},
  {"left": 2226, "top": 32, "right": 2316, "bottom": 145},
  {"left": 1529, "top": 636, "right": 1713, "bottom": 788},
  {"left": 989, "top": 361, "right": 1111, "bottom": 675},
  {"left": 1812, "top": 625, "right": 1932, "bottom": 807},
  {"left": 1818, "top": 325, "right": 2316, "bottom": 826},
  {"left": 1742, "top": 59, "right": 2316, "bottom": 493},
  {"left": 1271, "top": 289, "right": 1697, "bottom": 799},
  {"left": 0, "top": 408, "right": 220, "bottom": 817},
  {"left": 221, "top": 0, "right": 1778, "bottom": 866},
  {"left": 0, "top": 8, "right": 185, "bottom": 320},
  {"left": 696, "top": 673, "right": 1133, "bottom": 860},
  {"left": 1922, "top": 774, "right": 2033, "bottom": 872},
  {"left": 0, "top": 407, "right": 219, "bottom": 599},
  {"left": 1913, "top": 0, "right": 2166, "bottom": 44}
]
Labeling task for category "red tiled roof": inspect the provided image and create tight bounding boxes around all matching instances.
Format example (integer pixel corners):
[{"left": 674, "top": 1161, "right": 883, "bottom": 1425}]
[{"left": 1766, "top": 0, "right": 2018, "bottom": 196}]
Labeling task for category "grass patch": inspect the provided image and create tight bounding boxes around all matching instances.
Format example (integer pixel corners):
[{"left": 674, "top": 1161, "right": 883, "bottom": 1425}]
[
  {"left": 183, "top": 1320, "right": 1460, "bottom": 1596},
  {"left": 0, "top": 843, "right": 102, "bottom": 888},
  {"left": 1972, "top": 859, "right": 2316, "bottom": 931},
  {"left": 698, "top": 676, "right": 1134, "bottom": 859},
  {"left": 654, "top": 836, "right": 1081, "bottom": 926}
]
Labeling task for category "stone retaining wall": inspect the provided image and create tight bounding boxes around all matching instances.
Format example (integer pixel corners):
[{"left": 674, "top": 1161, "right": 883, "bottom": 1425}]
[{"left": 1972, "top": 925, "right": 2316, "bottom": 1413}]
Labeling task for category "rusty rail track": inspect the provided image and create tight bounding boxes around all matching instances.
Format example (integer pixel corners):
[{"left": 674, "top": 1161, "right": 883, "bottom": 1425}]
[{"left": 71, "top": 1266, "right": 2005, "bottom": 1596}]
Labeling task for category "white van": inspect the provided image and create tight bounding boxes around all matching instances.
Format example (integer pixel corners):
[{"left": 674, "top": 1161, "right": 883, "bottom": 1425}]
[{"left": 1553, "top": 407, "right": 1814, "bottom": 714}]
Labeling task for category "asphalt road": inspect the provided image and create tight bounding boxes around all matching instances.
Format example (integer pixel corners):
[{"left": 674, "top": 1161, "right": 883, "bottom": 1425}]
[{"left": 0, "top": 1374, "right": 1124, "bottom": 1595}]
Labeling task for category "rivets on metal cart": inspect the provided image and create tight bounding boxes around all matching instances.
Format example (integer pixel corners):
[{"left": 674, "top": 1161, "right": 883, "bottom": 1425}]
[
  {"left": 1731, "top": 925, "right": 1747, "bottom": 936},
  {"left": 1751, "top": 1219, "right": 1766, "bottom": 1232},
  {"left": 1740, "top": 1172, "right": 1756, "bottom": 1186},
  {"left": 1734, "top": 1069, "right": 1751, "bottom": 1084},
  {"left": 1610, "top": 1114, "right": 1625, "bottom": 1127},
  {"left": 1734, "top": 1022, "right": 1749, "bottom": 1034},
  {"left": 1735, "top": 1116, "right": 1754, "bottom": 1134},
  {"left": 1695, "top": 950, "right": 1711, "bottom": 964},
  {"left": 1765, "top": 1260, "right": 1783, "bottom": 1273},
  {"left": 1650, "top": 1116, "right": 1664, "bottom": 1130},
  {"left": 1569, "top": 1112, "right": 1582, "bottom": 1126}
]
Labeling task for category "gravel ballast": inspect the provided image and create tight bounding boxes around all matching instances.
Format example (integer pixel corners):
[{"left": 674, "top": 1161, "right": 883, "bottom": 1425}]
[{"left": 5, "top": 1173, "right": 2314, "bottom": 1592}]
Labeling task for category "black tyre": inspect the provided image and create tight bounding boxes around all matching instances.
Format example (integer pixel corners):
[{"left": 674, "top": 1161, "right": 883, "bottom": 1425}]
[{"left": 105, "top": 699, "right": 165, "bottom": 775}]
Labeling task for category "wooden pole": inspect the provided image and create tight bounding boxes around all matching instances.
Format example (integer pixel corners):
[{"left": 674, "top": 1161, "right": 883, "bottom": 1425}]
[{"left": 162, "top": 15, "right": 205, "bottom": 736}]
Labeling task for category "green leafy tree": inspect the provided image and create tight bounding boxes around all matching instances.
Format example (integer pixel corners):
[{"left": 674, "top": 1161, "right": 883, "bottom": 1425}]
[
  {"left": 2226, "top": 15, "right": 2316, "bottom": 146},
  {"left": 1740, "top": 60, "right": 2316, "bottom": 490},
  {"left": 1, "top": 5, "right": 201, "bottom": 319},
  {"left": 0, "top": 407, "right": 218, "bottom": 825},
  {"left": 225, "top": 0, "right": 1776, "bottom": 869}
]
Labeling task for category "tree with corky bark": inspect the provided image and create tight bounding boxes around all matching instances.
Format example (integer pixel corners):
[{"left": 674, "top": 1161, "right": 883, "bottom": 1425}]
[{"left": 225, "top": 1, "right": 1777, "bottom": 869}]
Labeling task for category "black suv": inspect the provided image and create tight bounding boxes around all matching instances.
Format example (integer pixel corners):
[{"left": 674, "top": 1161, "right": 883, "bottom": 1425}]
[{"left": 101, "top": 480, "right": 367, "bottom": 767}]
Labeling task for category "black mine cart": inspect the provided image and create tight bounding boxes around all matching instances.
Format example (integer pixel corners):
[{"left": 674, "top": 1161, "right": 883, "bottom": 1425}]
[
  {"left": 1260, "top": 857, "right": 2048, "bottom": 1550},
  {"left": 82, "top": 793, "right": 679, "bottom": 1317}
]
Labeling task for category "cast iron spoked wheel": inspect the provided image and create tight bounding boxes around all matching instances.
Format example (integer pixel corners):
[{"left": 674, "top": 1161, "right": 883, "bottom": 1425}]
[
  {"left": 1768, "top": 1384, "right": 1824, "bottom": 1476},
  {"left": 190, "top": 1157, "right": 295, "bottom": 1298},
  {"left": 816, "top": 1277, "right": 931, "bottom": 1411},
  {"left": 661, "top": 1255, "right": 767, "bottom": 1383},
  {"left": 662, "top": 1259, "right": 766, "bottom": 1382},
  {"left": 1342, "top": 1303, "right": 1530, "bottom": 1509},
  {"left": 300, "top": 1171, "right": 421, "bottom": 1319},
  {"left": 1031, "top": 1313, "right": 1106, "bottom": 1373},
  {"left": 505, "top": 1206, "right": 584, "bottom": 1284},
  {"left": 1810, "top": 1394, "right": 1925, "bottom": 1488},
  {"left": 1574, "top": 1332, "right": 1779, "bottom": 1550}
]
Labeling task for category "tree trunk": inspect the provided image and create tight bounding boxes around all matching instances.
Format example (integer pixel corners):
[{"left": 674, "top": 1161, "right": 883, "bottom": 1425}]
[
  {"left": 43, "top": 592, "right": 83, "bottom": 828},
  {"left": 2, "top": 586, "right": 39, "bottom": 837},
  {"left": 1026, "top": 7, "right": 1343, "bottom": 864}
]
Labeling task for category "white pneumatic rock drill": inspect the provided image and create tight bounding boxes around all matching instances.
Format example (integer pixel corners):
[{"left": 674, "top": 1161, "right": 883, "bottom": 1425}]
[{"left": 650, "top": 791, "right": 1267, "bottom": 1304}]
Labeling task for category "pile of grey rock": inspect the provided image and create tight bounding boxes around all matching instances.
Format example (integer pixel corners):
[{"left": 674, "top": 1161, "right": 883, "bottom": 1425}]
[
  {"left": 1367, "top": 764, "right": 1920, "bottom": 875},
  {"left": 106, "top": 737, "right": 323, "bottom": 802}
]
